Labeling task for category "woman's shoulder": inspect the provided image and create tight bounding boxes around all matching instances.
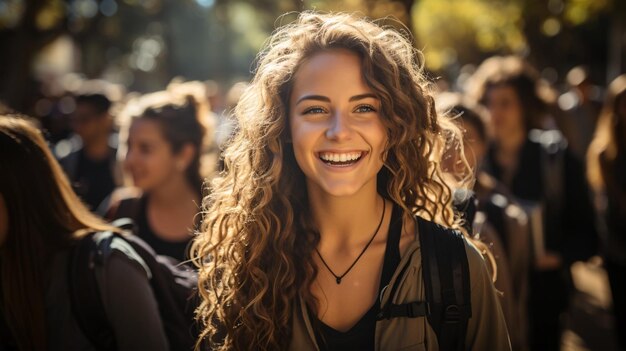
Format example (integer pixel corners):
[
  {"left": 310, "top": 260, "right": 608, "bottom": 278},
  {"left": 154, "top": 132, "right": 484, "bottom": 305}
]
[
  {"left": 463, "top": 237, "right": 491, "bottom": 273},
  {"left": 409, "top": 215, "right": 490, "bottom": 280},
  {"left": 105, "top": 187, "right": 144, "bottom": 220}
]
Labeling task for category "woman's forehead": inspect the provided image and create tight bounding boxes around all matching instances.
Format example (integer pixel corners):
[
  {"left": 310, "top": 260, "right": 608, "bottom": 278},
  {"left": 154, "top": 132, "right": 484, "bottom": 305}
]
[{"left": 290, "top": 49, "right": 374, "bottom": 101}]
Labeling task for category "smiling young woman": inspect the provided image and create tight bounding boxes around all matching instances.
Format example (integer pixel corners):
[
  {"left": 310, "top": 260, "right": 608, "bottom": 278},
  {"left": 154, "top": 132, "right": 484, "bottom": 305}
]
[{"left": 191, "top": 12, "right": 510, "bottom": 351}]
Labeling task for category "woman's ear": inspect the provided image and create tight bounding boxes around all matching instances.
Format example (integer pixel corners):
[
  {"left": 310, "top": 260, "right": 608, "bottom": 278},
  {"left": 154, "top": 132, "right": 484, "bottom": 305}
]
[{"left": 176, "top": 143, "right": 196, "bottom": 171}]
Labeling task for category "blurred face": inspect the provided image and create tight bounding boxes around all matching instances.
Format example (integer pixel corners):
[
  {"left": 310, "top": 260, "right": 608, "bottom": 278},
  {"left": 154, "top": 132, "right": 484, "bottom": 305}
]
[
  {"left": 71, "top": 103, "right": 110, "bottom": 144},
  {"left": 484, "top": 85, "right": 525, "bottom": 141},
  {"left": 0, "top": 194, "right": 7, "bottom": 248},
  {"left": 123, "top": 119, "right": 184, "bottom": 192},
  {"left": 463, "top": 122, "right": 487, "bottom": 170},
  {"left": 441, "top": 121, "right": 486, "bottom": 175},
  {"left": 288, "top": 49, "right": 387, "bottom": 198}
]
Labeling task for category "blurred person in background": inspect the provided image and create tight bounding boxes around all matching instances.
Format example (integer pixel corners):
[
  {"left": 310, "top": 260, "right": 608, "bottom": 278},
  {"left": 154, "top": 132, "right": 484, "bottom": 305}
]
[
  {"left": 439, "top": 92, "right": 531, "bottom": 351},
  {"left": 58, "top": 92, "right": 122, "bottom": 215},
  {"left": 107, "top": 81, "right": 216, "bottom": 262},
  {"left": 558, "top": 66, "right": 603, "bottom": 162},
  {"left": 587, "top": 74, "right": 626, "bottom": 351},
  {"left": 467, "top": 55, "right": 598, "bottom": 351},
  {"left": 0, "top": 116, "right": 168, "bottom": 351}
]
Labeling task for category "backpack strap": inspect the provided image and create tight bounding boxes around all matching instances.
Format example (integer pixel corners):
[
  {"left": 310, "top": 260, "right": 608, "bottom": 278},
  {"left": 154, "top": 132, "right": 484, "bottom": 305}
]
[
  {"left": 376, "top": 217, "right": 472, "bottom": 351},
  {"left": 419, "top": 218, "right": 472, "bottom": 351},
  {"left": 68, "top": 232, "right": 117, "bottom": 351}
]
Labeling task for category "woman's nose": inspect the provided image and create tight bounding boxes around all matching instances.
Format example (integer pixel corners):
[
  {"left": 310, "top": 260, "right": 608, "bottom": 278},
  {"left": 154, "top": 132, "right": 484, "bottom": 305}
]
[{"left": 325, "top": 111, "right": 352, "bottom": 140}]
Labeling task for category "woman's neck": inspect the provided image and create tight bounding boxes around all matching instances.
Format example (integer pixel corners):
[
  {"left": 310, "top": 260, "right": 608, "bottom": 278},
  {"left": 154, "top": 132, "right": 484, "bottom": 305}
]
[
  {"left": 148, "top": 174, "right": 200, "bottom": 207},
  {"left": 496, "top": 127, "right": 526, "bottom": 156},
  {"left": 307, "top": 184, "right": 383, "bottom": 248}
]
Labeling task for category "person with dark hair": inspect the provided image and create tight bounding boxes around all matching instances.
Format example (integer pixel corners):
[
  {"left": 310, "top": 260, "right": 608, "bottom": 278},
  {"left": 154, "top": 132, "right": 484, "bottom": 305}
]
[
  {"left": 0, "top": 116, "right": 167, "bottom": 351},
  {"left": 467, "top": 56, "right": 598, "bottom": 350},
  {"left": 108, "top": 82, "right": 216, "bottom": 262},
  {"left": 587, "top": 74, "right": 626, "bottom": 351},
  {"left": 58, "top": 92, "right": 122, "bottom": 214},
  {"left": 191, "top": 12, "right": 510, "bottom": 351}
]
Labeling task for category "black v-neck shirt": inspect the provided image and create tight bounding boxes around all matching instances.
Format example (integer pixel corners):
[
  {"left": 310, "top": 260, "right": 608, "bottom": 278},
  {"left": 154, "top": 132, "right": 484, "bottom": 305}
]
[{"left": 312, "top": 203, "right": 403, "bottom": 351}]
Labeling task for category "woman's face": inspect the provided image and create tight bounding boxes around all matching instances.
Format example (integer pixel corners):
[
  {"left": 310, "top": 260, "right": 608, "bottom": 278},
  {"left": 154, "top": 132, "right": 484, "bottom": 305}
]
[
  {"left": 484, "top": 84, "right": 525, "bottom": 140},
  {"left": 463, "top": 122, "right": 487, "bottom": 170},
  {"left": 0, "top": 194, "right": 8, "bottom": 248},
  {"left": 288, "top": 49, "right": 387, "bottom": 198},
  {"left": 123, "top": 119, "right": 185, "bottom": 192}
]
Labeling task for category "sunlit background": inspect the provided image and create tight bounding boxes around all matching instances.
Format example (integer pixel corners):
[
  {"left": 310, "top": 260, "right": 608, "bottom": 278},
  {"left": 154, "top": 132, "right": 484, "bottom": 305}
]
[
  {"left": 1, "top": 1, "right": 625, "bottom": 350},
  {"left": 1, "top": 0, "right": 624, "bottom": 115}
]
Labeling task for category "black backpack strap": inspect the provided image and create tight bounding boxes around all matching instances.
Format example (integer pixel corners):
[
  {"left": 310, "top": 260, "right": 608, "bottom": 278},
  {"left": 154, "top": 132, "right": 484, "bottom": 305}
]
[
  {"left": 68, "top": 232, "right": 117, "bottom": 351},
  {"left": 418, "top": 218, "right": 472, "bottom": 351}
]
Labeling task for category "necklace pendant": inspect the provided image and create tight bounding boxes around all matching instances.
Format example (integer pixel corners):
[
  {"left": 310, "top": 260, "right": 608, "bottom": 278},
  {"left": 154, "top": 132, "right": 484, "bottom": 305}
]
[{"left": 336, "top": 277, "right": 342, "bottom": 284}]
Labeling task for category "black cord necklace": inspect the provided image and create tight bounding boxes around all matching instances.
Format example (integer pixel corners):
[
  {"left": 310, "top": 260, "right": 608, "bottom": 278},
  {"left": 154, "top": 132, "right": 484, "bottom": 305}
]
[{"left": 315, "top": 199, "right": 386, "bottom": 285}]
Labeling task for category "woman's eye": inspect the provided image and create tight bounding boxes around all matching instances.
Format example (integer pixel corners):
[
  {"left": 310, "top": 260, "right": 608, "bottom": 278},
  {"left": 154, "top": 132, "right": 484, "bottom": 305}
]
[
  {"left": 139, "top": 144, "right": 153, "bottom": 154},
  {"left": 354, "top": 104, "right": 376, "bottom": 113},
  {"left": 303, "top": 107, "right": 326, "bottom": 115}
]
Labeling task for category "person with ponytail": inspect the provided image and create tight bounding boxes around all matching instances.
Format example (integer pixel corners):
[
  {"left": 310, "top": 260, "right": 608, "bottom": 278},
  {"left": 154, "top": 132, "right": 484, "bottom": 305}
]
[{"left": 109, "top": 81, "right": 216, "bottom": 262}]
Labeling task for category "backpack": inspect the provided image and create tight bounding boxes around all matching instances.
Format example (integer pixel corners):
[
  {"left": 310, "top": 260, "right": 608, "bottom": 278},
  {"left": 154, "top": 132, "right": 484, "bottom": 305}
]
[
  {"left": 68, "top": 220, "right": 199, "bottom": 351},
  {"left": 377, "top": 217, "right": 472, "bottom": 351}
]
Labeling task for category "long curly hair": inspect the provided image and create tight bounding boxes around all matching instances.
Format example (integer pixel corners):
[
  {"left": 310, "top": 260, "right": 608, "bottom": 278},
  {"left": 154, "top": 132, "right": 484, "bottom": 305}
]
[{"left": 191, "top": 11, "right": 469, "bottom": 351}]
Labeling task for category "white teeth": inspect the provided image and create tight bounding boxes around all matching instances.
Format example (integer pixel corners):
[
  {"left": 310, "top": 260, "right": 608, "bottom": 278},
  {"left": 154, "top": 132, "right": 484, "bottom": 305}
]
[{"left": 319, "top": 152, "right": 363, "bottom": 163}]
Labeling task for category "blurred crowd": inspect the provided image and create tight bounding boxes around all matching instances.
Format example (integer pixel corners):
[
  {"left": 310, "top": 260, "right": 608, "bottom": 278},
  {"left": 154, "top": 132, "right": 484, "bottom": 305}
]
[{"left": 1, "top": 53, "right": 625, "bottom": 351}]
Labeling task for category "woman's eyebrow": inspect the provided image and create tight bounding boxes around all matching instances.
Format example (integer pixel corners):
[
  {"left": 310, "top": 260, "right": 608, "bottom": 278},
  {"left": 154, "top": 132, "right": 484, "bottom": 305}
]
[
  {"left": 295, "top": 95, "right": 330, "bottom": 105},
  {"left": 295, "top": 93, "right": 378, "bottom": 105},
  {"left": 349, "top": 93, "right": 378, "bottom": 102}
]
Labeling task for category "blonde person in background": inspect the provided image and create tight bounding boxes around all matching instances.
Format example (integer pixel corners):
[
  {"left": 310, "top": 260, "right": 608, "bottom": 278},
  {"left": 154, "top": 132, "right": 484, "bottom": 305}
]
[{"left": 191, "top": 12, "right": 510, "bottom": 351}]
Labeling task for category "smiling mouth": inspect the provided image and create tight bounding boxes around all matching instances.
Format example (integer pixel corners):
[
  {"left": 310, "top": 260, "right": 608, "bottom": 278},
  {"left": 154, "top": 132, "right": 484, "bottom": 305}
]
[{"left": 318, "top": 151, "right": 366, "bottom": 167}]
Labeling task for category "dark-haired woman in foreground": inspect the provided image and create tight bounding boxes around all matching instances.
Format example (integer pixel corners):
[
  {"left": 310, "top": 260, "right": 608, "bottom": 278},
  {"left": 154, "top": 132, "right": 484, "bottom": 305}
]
[{"left": 0, "top": 116, "right": 167, "bottom": 351}]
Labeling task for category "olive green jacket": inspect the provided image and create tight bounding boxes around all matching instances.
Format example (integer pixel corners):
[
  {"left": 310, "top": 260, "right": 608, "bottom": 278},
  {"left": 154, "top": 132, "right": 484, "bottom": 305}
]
[{"left": 289, "top": 226, "right": 512, "bottom": 351}]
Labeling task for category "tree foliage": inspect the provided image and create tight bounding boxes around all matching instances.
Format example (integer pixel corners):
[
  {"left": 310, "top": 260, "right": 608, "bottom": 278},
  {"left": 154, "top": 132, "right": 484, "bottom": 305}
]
[{"left": 0, "top": 0, "right": 621, "bottom": 112}]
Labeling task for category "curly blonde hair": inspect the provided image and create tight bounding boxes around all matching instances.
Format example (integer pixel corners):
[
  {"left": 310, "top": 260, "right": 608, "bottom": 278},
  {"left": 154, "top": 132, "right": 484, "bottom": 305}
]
[{"left": 191, "top": 11, "right": 470, "bottom": 350}]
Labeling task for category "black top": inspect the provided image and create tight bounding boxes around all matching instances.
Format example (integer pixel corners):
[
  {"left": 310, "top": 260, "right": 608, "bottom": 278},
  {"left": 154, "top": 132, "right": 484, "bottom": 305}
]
[
  {"left": 312, "top": 203, "right": 403, "bottom": 351},
  {"left": 136, "top": 196, "right": 193, "bottom": 262},
  {"left": 484, "top": 136, "right": 597, "bottom": 264},
  {"left": 73, "top": 149, "right": 116, "bottom": 211}
]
